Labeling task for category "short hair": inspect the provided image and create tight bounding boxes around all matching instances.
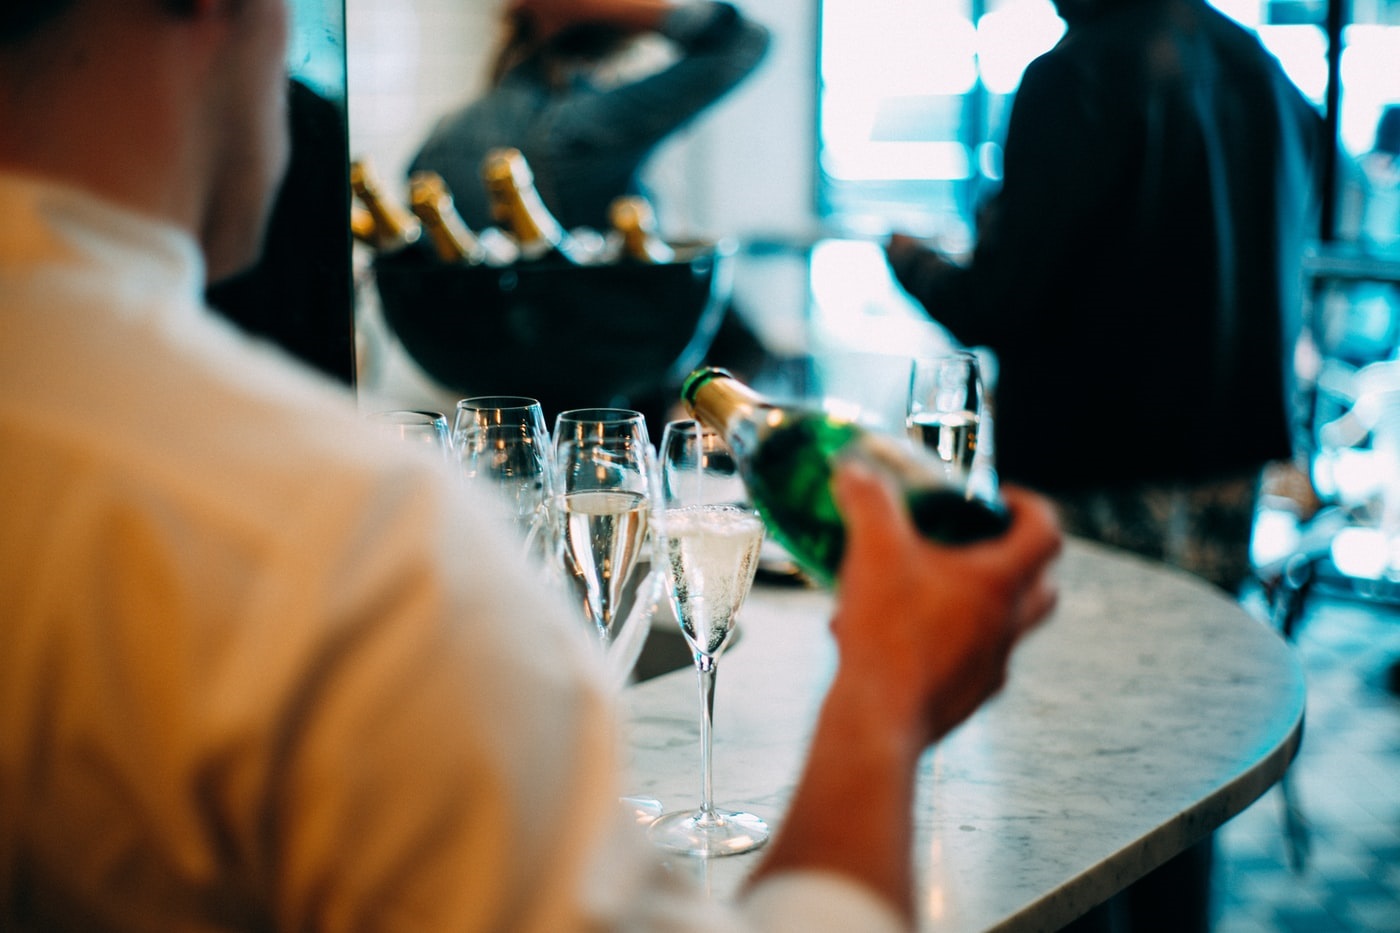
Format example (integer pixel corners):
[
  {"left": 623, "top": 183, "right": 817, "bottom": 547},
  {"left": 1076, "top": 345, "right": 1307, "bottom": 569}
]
[
  {"left": 0, "top": 0, "right": 78, "bottom": 44},
  {"left": 1, "top": 0, "right": 200, "bottom": 45},
  {"left": 488, "top": 10, "right": 633, "bottom": 88}
]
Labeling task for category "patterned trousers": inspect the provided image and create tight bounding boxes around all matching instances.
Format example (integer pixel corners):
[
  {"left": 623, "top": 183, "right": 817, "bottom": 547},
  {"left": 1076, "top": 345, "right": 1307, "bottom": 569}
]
[{"left": 1050, "top": 470, "right": 1264, "bottom": 596}]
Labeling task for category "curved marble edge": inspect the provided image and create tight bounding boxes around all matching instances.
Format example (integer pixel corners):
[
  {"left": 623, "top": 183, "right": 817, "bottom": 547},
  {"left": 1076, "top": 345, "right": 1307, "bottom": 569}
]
[
  {"left": 993, "top": 689, "right": 1304, "bottom": 932},
  {"left": 623, "top": 537, "right": 1308, "bottom": 932},
  {"left": 916, "top": 539, "right": 1307, "bottom": 931}
]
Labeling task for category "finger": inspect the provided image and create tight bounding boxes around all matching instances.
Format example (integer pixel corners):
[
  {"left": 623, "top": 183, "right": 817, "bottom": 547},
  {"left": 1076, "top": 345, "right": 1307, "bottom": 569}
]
[
  {"left": 1014, "top": 574, "right": 1060, "bottom": 637},
  {"left": 1000, "top": 486, "right": 1059, "bottom": 540},
  {"left": 831, "top": 461, "right": 913, "bottom": 554},
  {"left": 996, "top": 486, "right": 1064, "bottom": 568}
]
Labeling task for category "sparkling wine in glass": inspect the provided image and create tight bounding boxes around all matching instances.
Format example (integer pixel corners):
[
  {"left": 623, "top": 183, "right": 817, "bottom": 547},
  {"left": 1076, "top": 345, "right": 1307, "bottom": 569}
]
[
  {"left": 649, "top": 420, "right": 768, "bottom": 858},
  {"left": 452, "top": 396, "right": 552, "bottom": 547},
  {"left": 907, "top": 351, "right": 983, "bottom": 481},
  {"left": 550, "top": 409, "right": 655, "bottom": 660}
]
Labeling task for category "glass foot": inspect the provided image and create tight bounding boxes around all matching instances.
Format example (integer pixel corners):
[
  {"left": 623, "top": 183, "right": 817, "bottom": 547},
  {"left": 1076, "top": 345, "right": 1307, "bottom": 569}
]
[
  {"left": 621, "top": 795, "right": 664, "bottom": 825},
  {"left": 648, "top": 806, "right": 769, "bottom": 858}
]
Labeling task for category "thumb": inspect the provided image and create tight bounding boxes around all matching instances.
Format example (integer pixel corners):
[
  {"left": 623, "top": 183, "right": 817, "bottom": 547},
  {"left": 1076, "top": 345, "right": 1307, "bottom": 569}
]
[{"left": 832, "top": 461, "right": 911, "bottom": 558}]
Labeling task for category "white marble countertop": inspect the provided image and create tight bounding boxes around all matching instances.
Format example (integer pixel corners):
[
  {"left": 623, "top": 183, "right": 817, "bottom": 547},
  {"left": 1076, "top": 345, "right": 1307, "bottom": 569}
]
[{"left": 622, "top": 537, "right": 1307, "bottom": 931}]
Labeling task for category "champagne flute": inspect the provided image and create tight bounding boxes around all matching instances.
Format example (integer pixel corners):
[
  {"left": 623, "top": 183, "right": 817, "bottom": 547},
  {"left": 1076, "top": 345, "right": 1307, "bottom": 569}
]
[
  {"left": 367, "top": 409, "right": 452, "bottom": 461},
  {"left": 648, "top": 420, "right": 768, "bottom": 858},
  {"left": 549, "top": 408, "right": 655, "bottom": 663},
  {"left": 546, "top": 409, "right": 664, "bottom": 821},
  {"left": 907, "top": 351, "right": 983, "bottom": 482},
  {"left": 452, "top": 396, "right": 552, "bottom": 548}
]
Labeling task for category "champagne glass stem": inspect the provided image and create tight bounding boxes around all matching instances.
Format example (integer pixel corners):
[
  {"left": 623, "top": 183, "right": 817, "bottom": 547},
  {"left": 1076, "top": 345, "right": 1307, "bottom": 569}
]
[
  {"left": 595, "top": 597, "right": 616, "bottom": 649},
  {"left": 695, "top": 651, "right": 719, "bottom": 824}
]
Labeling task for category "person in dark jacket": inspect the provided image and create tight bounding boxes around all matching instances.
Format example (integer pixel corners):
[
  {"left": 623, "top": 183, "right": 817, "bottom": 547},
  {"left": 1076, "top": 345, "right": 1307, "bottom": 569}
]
[
  {"left": 409, "top": 0, "right": 769, "bottom": 233},
  {"left": 886, "top": 2, "right": 1322, "bottom": 929},
  {"left": 886, "top": 0, "right": 1323, "bottom": 600}
]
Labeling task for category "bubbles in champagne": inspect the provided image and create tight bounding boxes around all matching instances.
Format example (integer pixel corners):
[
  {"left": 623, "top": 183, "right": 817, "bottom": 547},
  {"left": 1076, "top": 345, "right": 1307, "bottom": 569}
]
[{"left": 661, "top": 505, "right": 764, "bottom": 656}]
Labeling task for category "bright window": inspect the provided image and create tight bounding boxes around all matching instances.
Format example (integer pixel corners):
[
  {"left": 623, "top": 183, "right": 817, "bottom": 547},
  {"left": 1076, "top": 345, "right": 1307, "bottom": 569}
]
[{"left": 816, "top": 0, "right": 1400, "bottom": 246}]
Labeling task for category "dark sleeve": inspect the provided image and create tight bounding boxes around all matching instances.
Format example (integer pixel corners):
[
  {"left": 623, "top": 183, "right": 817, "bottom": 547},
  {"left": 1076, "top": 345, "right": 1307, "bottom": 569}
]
[
  {"left": 550, "top": 2, "right": 770, "bottom": 153},
  {"left": 889, "top": 51, "right": 1123, "bottom": 350}
]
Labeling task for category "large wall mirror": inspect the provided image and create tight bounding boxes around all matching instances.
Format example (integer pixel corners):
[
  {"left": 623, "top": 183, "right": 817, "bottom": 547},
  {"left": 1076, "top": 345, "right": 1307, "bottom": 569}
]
[
  {"left": 339, "top": 0, "right": 1399, "bottom": 422},
  {"left": 209, "top": 0, "right": 356, "bottom": 386},
  {"left": 343, "top": 0, "right": 823, "bottom": 414}
]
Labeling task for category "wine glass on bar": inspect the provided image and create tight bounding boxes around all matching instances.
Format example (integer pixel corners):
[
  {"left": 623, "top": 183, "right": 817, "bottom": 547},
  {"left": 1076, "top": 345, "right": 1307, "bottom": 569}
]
[
  {"left": 452, "top": 396, "right": 552, "bottom": 551},
  {"left": 549, "top": 408, "right": 656, "bottom": 670},
  {"left": 545, "top": 409, "right": 663, "bottom": 822},
  {"left": 906, "top": 351, "right": 983, "bottom": 483},
  {"left": 648, "top": 419, "right": 768, "bottom": 858},
  {"left": 367, "top": 409, "right": 452, "bottom": 461}
]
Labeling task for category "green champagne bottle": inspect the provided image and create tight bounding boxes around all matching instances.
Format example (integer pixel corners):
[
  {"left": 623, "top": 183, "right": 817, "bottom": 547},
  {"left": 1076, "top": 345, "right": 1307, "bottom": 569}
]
[{"left": 682, "top": 367, "right": 1010, "bottom": 586}]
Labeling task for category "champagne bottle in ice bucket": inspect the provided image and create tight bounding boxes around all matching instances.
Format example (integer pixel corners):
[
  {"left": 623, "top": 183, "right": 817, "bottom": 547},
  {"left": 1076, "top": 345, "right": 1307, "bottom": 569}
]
[
  {"left": 480, "top": 147, "right": 591, "bottom": 264},
  {"left": 350, "top": 159, "right": 421, "bottom": 255},
  {"left": 608, "top": 195, "right": 675, "bottom": 264},
  {"left": 408, "top": 171, "right": 518, "bottom": 266}
]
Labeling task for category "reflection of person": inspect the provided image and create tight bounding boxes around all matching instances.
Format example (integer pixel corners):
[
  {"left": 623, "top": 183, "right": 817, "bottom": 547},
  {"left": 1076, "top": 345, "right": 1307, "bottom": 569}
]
[
  {"left": 1, "top": 3, "right": 1062, "bottom": 929},
  {"left": 1360, "top": 105, "right": 1400, "bottom": 249},
  {"left": 884, "top": 0, "right": 1321, "bottom": 928},
  {"left": 408, "top": 0, "right": 774, "bottom": 433},
  {"left": 886, "top": 0, "right": 1322, "bottom": 599},
  {"left": 409, "top": 0, "right": 770, "bottom": 233}
]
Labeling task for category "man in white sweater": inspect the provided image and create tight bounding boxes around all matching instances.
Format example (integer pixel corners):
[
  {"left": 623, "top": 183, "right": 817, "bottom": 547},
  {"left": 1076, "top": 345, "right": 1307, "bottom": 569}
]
[{"left": 0, "top": 1, "right": 1063, "bottom": 929}]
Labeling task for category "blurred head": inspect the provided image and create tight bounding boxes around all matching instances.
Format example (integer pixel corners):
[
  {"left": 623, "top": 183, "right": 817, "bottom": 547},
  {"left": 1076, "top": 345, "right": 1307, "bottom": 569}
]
[
  {"left": 0, "top": 0, "right": 290, "bottom": 282},
  {"left": 197, "top": 0, "right": 293, "bottom": 280},
  {"left": 488, "top": 8, "right": 633, "bottom": 88}
]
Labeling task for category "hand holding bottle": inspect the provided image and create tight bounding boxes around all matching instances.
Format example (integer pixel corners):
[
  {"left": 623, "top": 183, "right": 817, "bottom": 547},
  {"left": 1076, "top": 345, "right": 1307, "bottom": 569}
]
[
  {"left": 683, "top": 367, "right": 1010, "bottom": 586},
  {"left": 747, "top": 471, "right": 1060, "bottom": 921},
  {"left": 828, "top": 468, "right": 1061, "bottom": 745}
]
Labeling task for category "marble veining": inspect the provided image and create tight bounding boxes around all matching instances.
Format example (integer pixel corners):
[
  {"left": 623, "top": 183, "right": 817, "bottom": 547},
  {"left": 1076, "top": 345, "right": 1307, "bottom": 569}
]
[{"left": 621, "top": 538, "right": 1306, "bottom": 931}]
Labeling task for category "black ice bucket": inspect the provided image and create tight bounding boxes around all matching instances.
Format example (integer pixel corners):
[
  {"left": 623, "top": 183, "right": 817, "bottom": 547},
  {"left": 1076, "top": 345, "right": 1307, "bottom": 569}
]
[{"left": 373, "top": 240, "right": 733, "bottom": 422}]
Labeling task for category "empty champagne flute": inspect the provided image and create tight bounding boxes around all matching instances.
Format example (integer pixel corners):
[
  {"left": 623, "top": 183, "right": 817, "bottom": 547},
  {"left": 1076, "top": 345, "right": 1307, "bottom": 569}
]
[
  {"left": 452, "top": 396, "right": 552, "bottom": 549},
  {"left": 367, "top": 409, "right": 452, "bottom": 461},
  {"left": 648, "top": 420, "right": 768, "bottom": 858},
  {"left": 907, "top": 351, "right": 983, "bottom": 482},
  {"left": 549, "top": 409, "right": 656, "bottom": 673}
]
